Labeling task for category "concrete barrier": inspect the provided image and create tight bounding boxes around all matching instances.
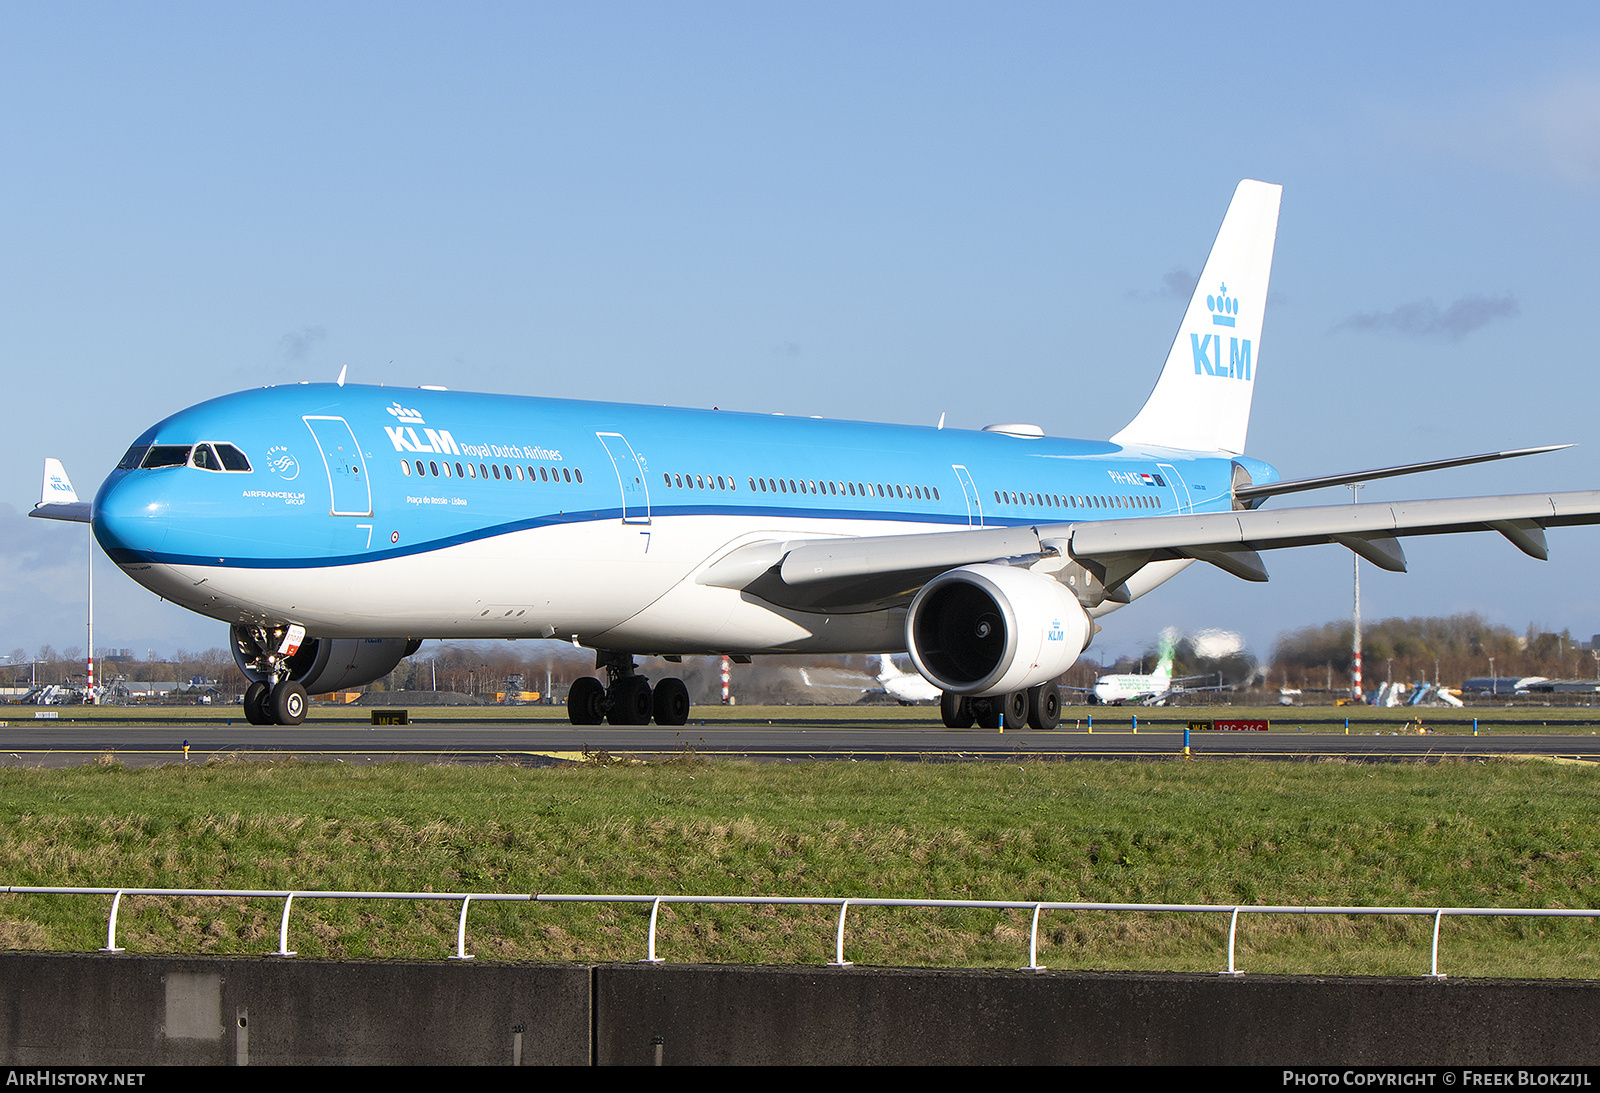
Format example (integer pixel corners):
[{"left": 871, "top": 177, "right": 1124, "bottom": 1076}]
[
  {"left": 0, "top": 953, "right": 591, "bottom": 1065},
  {"left": 0, "top": 953, "right": 1596, "bottom": 1064}
]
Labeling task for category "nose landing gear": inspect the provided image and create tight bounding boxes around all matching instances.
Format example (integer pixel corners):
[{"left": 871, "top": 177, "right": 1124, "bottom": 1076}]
[{"left": 234, "top": 625, "right": 309, "bottom": 726}]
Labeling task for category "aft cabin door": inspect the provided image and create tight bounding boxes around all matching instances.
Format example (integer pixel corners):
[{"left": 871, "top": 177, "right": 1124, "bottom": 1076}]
[
  {"left": 1156, "top": 462, "right": 1193, "bottom": 515},
  {"left": 596, "top": 432, "right": 651, "bottom": 525},
  {"left": 303, "top": 416, "right": 373, "bottom": 517}
]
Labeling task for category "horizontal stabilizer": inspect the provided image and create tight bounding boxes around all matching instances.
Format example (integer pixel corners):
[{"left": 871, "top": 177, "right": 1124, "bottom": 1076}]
[{"left": 1235, "top": 445, "right": 1572, "bottom": 504}]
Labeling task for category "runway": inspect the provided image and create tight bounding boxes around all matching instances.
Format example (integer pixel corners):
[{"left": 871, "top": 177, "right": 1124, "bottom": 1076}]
[{"left": 0, "top": 714, "right": 1595, "bottom": 766}]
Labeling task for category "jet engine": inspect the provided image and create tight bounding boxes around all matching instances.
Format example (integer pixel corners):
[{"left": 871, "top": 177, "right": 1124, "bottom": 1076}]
[
  {"left": 231, "top": 626, "right": 421, "bottom": 694},
  {"left": 906, "top": 564, "right": 1090, "bottom": 697}
]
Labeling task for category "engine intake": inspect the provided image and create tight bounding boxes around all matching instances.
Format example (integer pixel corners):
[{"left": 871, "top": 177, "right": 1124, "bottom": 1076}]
[{"left": 906, "top": 564, "right": 1090, "bottom": 697}]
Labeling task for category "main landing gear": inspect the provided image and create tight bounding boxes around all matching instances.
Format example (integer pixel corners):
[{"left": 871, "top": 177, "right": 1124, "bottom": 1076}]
[
  {"left": 567, "top": 651, "right": 691, "bottom": 726},
  {"left": 940, "top": 684, "right": 1061, "bottom": 730}
]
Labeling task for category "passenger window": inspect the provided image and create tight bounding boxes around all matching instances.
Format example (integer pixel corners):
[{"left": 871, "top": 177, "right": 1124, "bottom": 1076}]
[
  {"left": 430, "top": 461, "right": 440, "bottom": 477},
  {"left": 401, "top": 460, "right": 411, "bottom": 476},
  {"left": 416, "top": 460, "right": 426, "bottom": 477}
]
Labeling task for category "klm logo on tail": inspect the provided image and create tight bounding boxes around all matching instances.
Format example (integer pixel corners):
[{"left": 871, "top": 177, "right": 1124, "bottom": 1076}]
[{"left": 1191, "top": 283, "right": 1251, "bottom": 380}]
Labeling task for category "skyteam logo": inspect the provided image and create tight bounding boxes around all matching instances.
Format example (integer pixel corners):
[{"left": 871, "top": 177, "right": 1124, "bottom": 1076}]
[
  {"left": 264, "top": 445, "right": 300, "bottom": 481},
  {"left": 1192, "top": 282, "right": 1252, "bottom": 381}
]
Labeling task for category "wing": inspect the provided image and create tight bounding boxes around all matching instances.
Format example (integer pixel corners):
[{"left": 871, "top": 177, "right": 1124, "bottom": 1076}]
[{"left": 697, "top": 491, "right": 1600, "bottom": 612}]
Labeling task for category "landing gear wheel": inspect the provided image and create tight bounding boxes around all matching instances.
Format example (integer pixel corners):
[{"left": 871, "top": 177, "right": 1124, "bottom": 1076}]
[
  {"left": 568, "top": 676, "right": 605, "bottom": 725},
  {"left": 270, "top": 681, "right": 307, "bottom": 726},
  {"left": 1027, "top": 684, "right": 1062, "bottom": 730},
  {"left": 1002, "top": 691, "right": 1028, "bottom": 729},
  {"left": 609, "top": 676, "right": 653, "bottom": 725},
  {"left": 973, "top": 697, "right": 1001, "bottom": 730},
  {"left": 653, "top": 677, "right": 690, "bottom": 726},
  {"left": 243, "top": 681, "right": 272, "bottom": 725},
  {"left": 940, "top": 691, "right": 974, "bottom": 729}
]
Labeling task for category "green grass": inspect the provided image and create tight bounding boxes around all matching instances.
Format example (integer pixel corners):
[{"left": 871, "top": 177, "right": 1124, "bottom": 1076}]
[{"left": 0, "top": 756, "right": 1598, "bottom": 977}]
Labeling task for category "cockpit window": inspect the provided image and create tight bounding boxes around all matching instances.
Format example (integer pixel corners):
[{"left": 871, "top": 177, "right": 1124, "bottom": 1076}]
[
  {"left": 214, "top": 444, "right": 251, "bottom": 472},
  {"left": 140, "top": 446, "right": 192, "bottom": 469},
  {"left": 129, "top": 443, "right": 253, "bottom": 472}
]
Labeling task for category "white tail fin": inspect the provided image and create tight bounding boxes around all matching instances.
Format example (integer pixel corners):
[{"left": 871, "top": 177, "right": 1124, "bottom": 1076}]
[
  {"left": 29, "top": 458, "right": 91, "bottom": 522},
  {"left": 1112, "top": 179, "right": 1282, "bottom": 455},
  {"left": 1153, "top": 627, "right": 1177, "bottom": 682},
  {"left": 40, "top": 458, "right": 79, "bottom": 506}
]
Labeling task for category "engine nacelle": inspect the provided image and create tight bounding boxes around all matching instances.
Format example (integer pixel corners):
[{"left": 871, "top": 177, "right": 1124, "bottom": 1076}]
[
  {"left": 906, "top": 564, "right": 1090, "bottom": 697},
  {"left": 232, "top": 627, "right": 421, "bottom": 694}
]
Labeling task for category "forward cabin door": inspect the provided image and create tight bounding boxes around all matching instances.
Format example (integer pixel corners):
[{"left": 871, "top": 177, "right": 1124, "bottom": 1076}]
[{"left": 304, "top": 416, "right": 373, "bottom": 517}]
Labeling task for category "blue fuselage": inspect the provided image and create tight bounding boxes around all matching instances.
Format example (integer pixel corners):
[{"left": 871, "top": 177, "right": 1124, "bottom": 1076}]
[{"left": 90, "top": 384, "right": 1277, "bottom": 652}]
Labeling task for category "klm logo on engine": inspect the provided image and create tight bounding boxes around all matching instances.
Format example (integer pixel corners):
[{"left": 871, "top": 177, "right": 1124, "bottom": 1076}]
[
  {"left": 1191, "top": 283, "right": 1252, "bottom": 380},
  {"left": 1047, "top": 619, "right": 1065, "bottom": 642}
]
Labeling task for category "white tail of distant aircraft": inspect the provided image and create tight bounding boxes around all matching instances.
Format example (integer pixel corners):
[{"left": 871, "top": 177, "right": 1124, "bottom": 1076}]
[
  {"left": 876, "top": 655, "right": 941, "bottom": 704},
  {"left": 1090, "top": 629, "right": 1186, "bottom": 705}
]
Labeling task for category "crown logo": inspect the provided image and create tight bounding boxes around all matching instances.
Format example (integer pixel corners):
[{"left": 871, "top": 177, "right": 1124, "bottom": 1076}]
[
  {"left": 386, "top": 401, "right": 425, "bottom": 424},
  {"left": 1207, "top": 283, "right": 1238, "bottom": 327}
]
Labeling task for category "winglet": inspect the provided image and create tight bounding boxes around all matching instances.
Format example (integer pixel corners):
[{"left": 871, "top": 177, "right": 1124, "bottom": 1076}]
[{"left": 29, "top": 458, "right": 92, "bottom": 522}]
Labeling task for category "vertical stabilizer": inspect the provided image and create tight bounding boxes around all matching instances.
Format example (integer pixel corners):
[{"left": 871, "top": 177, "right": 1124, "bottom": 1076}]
[
  {"left": 1153, "top": 627, "right": 1178, "bottom": 682},
  {"left": 1111, "top": 180, "right": 1282, "bottom": 455}
]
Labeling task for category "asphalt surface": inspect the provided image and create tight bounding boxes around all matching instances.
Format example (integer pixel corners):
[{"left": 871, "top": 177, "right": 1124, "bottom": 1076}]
[{"left": 0, "top": 715, "right": 1596, "bottom": 766}]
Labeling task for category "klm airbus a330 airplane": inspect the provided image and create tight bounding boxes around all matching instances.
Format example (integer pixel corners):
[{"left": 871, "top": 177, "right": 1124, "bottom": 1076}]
[{"left": 32, "top": 181, "right": 1600, "bottom": 728}]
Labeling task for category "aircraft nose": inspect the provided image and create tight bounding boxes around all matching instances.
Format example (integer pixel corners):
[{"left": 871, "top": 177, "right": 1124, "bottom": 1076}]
[{"left": 93, "top": 471, "right": 170, "bottom": 561}]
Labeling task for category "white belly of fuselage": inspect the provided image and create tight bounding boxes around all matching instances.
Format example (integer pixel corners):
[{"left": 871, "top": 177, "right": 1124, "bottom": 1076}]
[{"left": 116, "top": 513, "right": 951, "bottom": 654}]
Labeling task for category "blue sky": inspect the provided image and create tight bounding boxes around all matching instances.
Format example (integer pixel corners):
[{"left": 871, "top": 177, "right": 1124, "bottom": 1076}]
[{"left": 3, "top": 2, "right": 1599, "bottom": 665}]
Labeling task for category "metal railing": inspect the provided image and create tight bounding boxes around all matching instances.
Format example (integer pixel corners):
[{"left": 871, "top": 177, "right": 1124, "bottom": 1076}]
[{"left": 2, "top": 885, "right": 1596, "bottom": 977}]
